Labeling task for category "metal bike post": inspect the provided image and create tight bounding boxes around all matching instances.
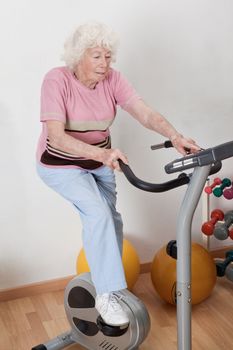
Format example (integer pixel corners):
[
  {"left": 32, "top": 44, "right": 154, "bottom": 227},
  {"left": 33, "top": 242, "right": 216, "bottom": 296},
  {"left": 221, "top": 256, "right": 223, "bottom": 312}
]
[
  {"left": 176, "top": 165, "right": 211, "bottom": 350},
  {"left": 31, "top": 331, "right": 75, "bottom": 350}
]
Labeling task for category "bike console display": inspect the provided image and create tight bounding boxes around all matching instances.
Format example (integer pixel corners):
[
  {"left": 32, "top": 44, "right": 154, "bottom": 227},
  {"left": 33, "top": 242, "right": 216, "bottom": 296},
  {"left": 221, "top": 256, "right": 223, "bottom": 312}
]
[{"left": 165, "top": 141, "right": 233, "bottom": 174}]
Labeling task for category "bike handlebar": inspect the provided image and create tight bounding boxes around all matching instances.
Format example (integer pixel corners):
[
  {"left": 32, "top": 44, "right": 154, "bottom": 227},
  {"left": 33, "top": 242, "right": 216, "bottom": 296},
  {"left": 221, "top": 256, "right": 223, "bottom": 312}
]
[
  {"left": 118, "top": 139, "right": 232, "bottom": 193},
  {"left": 119, "top": 160, "right": 190, "bottom": 193}
]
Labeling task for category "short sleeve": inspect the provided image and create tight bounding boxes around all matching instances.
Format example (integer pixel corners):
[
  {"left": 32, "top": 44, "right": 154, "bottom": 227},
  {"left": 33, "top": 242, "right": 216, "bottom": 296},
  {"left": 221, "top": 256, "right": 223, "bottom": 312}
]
[
  {"left": 111, "top": 70, "right": 141, "bottom": 109},
  {"left": 40, "top": 78, "right": 66, "bottom": 123}
]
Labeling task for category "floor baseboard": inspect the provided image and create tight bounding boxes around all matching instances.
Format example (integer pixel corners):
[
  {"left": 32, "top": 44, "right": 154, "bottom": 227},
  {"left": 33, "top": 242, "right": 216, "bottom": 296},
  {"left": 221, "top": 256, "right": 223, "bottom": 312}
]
[
  {"left": 0, "top": 275, "right": 74, "bottom": 302},
  {"left": 1, "top": 246, "right": 232, "bottom": 302}
]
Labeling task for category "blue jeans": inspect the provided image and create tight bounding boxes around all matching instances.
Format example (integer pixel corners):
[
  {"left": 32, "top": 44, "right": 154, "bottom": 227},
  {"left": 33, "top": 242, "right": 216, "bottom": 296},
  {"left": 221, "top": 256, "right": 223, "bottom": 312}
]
[{"left": 36, "top": 163, "right": 127, "bottom": 294}]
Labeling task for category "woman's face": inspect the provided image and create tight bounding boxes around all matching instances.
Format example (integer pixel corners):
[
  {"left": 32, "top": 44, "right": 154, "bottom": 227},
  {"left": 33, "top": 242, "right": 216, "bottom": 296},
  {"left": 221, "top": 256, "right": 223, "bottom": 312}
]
[{"left": 77, "top": 46, "right": 112, "bottom": 86}]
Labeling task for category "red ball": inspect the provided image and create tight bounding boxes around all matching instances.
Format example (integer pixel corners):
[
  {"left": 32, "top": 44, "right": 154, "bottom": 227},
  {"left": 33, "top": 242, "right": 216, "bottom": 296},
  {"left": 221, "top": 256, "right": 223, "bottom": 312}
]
[{"left": 229, "top": 229, "right": 233, "bottom": 240}]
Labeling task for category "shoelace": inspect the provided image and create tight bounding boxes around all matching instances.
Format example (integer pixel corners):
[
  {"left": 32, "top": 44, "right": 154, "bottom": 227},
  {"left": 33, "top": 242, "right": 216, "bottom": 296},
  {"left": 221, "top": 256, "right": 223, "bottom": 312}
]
[
  {"left": 97, "top": 292, "right": 124, "bottom": 314},
  {"left": 109, "top": 292, "right": 124, "bottom": 312}
]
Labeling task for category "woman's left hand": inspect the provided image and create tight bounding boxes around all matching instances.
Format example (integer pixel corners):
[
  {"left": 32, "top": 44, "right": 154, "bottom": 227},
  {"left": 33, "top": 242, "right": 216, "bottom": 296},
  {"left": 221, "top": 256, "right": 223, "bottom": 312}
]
[{"left": 171, "top": 134, "right": 201, "bottom": 155}]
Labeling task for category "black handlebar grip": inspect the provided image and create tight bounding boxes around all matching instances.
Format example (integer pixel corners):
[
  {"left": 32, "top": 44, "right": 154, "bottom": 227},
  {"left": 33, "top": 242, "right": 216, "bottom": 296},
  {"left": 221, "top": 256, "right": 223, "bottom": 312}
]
[{"left": 119, "top": 160, "right": 190, "bottom": 192}]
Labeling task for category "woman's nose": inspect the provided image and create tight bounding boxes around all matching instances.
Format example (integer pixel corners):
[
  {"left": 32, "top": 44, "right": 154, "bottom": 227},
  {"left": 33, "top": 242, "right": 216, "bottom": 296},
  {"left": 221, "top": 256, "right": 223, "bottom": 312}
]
[{"left": 100, "top": 57, "right": 108, "bottom": 67}]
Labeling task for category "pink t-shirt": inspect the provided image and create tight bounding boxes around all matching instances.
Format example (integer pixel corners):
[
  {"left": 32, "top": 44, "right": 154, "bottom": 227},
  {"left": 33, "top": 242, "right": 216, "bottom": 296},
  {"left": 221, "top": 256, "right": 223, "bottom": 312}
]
[{"left": 36, "top": 66, "right": 140, "bottom": 169}]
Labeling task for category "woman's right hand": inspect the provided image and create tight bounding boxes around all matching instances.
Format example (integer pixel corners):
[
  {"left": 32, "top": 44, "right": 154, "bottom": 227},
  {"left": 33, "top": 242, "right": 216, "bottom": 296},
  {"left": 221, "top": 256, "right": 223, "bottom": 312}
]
[{"left": 98, "top": 148, "right": 129, "bottom": 171}]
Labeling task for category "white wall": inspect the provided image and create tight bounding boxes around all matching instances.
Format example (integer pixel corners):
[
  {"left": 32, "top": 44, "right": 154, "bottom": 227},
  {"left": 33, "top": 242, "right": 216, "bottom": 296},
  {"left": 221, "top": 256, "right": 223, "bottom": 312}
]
[{"left": 1, "top": 0, "right": 233, "bottom": 289}]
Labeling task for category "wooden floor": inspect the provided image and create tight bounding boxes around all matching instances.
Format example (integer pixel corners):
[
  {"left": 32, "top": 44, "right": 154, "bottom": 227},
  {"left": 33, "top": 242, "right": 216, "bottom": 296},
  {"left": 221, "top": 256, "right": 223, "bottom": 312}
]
[{"left": 0, "top": 273, "right": 232, "bottom": 350}]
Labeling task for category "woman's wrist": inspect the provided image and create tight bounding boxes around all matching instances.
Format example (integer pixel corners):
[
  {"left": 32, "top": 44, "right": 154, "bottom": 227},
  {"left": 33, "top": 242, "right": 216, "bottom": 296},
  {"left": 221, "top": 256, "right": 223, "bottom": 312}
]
[
  {"left": 169, "top": 133, "right": 183, "bottom": 142},
  {"left": 93, "top": 147, "right": 106, "bottom": 162}
]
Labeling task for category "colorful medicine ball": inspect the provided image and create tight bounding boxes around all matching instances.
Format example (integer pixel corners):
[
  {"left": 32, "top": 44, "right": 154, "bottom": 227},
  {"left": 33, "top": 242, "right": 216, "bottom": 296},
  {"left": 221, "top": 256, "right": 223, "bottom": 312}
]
[{"left": 151, "top": 242, "right": 216, "bottom": 305}]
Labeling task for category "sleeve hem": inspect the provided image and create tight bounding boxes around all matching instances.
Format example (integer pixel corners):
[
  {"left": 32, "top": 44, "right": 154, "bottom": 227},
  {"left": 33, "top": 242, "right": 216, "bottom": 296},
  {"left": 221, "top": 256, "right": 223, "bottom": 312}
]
[
  {"left": 120, "top": 95, "right": 142, "bottom": 109},
  {"left": 40, "top": 113, "right": 66, "bottom": 123}
]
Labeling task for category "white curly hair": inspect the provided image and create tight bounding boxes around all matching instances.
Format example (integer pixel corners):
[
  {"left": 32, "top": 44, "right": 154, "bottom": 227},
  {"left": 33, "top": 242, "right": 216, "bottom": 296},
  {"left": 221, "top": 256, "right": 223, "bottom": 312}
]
[{"left": 61, "top": 21, "right": 119, "bottom": 70}]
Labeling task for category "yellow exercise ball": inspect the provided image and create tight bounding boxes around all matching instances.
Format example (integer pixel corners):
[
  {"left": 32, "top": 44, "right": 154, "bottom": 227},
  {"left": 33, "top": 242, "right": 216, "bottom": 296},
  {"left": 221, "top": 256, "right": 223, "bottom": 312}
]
[
  {"left": 76, "top": 239, "right": 140, "bottom": 290},
  {"left": 151, "top": 242, "right": 216, "bottom": 305}
]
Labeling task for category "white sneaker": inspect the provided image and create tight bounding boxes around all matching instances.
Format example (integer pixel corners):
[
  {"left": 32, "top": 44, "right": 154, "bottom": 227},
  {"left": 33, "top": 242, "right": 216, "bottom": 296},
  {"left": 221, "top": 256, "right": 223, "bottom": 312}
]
[{"left": 95, "top": 292, "right": 129, "bottom": 327}]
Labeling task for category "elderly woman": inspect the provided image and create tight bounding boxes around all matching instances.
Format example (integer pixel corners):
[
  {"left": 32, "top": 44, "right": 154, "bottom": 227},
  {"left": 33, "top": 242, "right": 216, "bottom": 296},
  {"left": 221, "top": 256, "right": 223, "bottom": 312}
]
[{"left": 36, "top": 21, "right": 199, "bottom": 327}]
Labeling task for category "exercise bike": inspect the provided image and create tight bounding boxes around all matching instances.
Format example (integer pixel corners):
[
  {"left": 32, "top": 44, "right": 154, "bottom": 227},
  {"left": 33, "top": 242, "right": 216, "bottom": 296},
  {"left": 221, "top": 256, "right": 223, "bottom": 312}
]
[{"left": 32, "top": 140, "right": 233, "bottom": 350}]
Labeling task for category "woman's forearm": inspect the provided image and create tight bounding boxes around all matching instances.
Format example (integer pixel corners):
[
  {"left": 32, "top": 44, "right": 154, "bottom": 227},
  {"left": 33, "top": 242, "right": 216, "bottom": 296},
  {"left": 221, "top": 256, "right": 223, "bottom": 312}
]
[
  {"left": 49, "top": 131, "right": 104, "bottom": 161},
  {"left": 124, "top": 99, "right": 181, "bottom": 141},
  {"left": 125, "top": 99, "right": 200, "bottom": 155},
  {"left": 46, "top": 120, "right": 128, "bottom": 170},
  {"left": 145, "top": 109, "right": 181, "bottom": 140}
]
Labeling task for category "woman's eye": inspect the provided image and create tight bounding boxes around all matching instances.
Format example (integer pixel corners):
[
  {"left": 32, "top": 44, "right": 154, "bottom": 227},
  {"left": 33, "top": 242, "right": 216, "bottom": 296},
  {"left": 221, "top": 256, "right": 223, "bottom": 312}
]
[{"left": 93, "top": 55, "right": 111, "bottom": 60}]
